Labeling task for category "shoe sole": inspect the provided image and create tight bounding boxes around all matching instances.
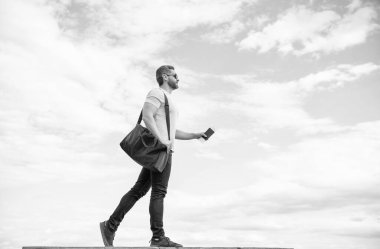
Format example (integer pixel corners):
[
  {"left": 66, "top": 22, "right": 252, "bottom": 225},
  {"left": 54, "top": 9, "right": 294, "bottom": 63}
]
[
  {"left": 99, "top": 221, "right": 112, "bottom": 247},
  {"left": 150, "top": 245, "right": 183, "bottom": 247},
  {"left": 150, "top": 242, "right": 183, "bottom": 247}
]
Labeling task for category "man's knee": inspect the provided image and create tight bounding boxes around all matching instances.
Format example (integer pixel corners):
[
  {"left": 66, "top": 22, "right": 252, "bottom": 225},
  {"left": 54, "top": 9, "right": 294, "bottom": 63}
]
[
  {"left": 151, "top": 185, "right": 167, "bottom": 200},
  {"left": 130, "top": 184, "right": 150, "bottom": 200}
]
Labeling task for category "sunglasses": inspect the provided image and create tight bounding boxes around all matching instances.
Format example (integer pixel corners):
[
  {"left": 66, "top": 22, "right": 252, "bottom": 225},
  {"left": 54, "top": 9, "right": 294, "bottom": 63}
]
[{"left": 165, "top": 73, "right": 178, "bottom": 79}]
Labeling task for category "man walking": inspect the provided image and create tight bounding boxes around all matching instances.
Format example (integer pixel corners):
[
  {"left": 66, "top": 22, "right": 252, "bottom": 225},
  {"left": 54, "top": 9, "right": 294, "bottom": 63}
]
[{"left": 100, "top": 65, "right": 206, "bottom": 247}]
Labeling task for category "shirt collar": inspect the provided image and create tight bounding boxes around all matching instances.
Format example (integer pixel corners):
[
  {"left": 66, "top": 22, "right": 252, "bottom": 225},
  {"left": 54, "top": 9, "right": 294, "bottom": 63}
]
[{"left": 159, "top": 87, "right": 171, "bottom": 95}]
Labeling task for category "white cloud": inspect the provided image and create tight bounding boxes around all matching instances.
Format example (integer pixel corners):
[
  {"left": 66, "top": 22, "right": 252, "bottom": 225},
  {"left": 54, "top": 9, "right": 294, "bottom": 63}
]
[
  {"left": 165, "top": 120, "right": 380, "bottom": 247},
  {"left": 0, "top": 0, "right": 251, "bottom": 187},
  {"left": 51, "top": 0, "right": 249, "bottom": 57},
  {"left": 195, "top": 150, "right": 223, "bottom": 160},
  {"left": 297, "top": 62, "right": 380, "bottom": 92},
  {"left": 237, "top": 2, "right": 379, "bottom": 56},
  {"left": 347, "top": 0, "right": 362, "bottom": 12},
  {"left": 1, "top": 1, "right": 379, "bottom": 249},
  {"left": 253, "top": 121, "right": 380, "bottom": 189},
  {"left": 255, "top": 15, "right": 270, "bottom": 27},
  {"left": 0, "top": 3, "right": 256, "bottom": 248},
  {"left": 221, "top": 63, "right": 379, "bottom": 132},
  {"left": 257, "top": 142, "right": 277, "bottom": 150},
  {"left": 202, "top": 20, "right": 246, "bottom": 44}
]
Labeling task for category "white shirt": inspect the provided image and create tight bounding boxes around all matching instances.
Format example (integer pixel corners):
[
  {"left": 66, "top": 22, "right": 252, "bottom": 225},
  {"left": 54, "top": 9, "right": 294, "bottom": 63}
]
[{"left": 144, "top": 87, "right": 179, "bottom": 146}]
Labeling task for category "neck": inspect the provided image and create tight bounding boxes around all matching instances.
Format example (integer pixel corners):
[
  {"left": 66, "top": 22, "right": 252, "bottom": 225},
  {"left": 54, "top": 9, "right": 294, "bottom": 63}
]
[{"left": 160, "top": 84, "right": 173, "bottom": 94}]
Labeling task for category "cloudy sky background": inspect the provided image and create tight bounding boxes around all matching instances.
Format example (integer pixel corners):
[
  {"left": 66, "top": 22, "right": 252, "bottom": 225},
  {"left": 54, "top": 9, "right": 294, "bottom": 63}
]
[{"left": 1, "top": 0, "right": 380, "bottom": 248}]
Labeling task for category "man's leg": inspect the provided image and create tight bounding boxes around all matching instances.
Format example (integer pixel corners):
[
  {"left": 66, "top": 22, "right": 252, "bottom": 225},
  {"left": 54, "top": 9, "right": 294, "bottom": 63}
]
[
  {"left": 149, "top": 153, "right": 172, "bottom": 238},
  {"left": 149, "top": 153, "right": 182, "bottom": 247},
  {"left": 100, "top": 167, "right": 151, "bottom": 246},
  {"left": 108, "top": 167, "right": 152, "bottom": 232}
]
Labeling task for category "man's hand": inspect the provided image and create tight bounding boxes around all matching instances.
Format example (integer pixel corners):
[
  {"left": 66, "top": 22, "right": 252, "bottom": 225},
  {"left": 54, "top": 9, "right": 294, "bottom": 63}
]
[
  {"left": 194, "top": 132, "right": 207, "bottom": 139},
  {"left": 159, "top": 139, "right": 173, "bottom": 153}
]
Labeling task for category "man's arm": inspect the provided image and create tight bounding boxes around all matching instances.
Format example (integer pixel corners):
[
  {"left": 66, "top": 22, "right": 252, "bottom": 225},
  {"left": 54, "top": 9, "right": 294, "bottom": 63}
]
[
  {"left": 142, "top": 102, "right": 172, "bottom": 150},
  {"left": 175, "top": 129, "right": 205, "bottom": 140}
]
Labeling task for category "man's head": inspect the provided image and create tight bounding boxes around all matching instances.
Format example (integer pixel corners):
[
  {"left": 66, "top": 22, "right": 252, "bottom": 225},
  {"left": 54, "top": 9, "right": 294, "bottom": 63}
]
[{"left": 156, "top": 65, "right": 179, "bottom": 90}]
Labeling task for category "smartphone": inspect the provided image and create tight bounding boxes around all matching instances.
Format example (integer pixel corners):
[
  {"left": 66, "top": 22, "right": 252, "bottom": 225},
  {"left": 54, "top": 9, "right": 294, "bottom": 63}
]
[
  {"left": 199, "top": 128, "right": 215, "bottom": 142},
  {"left": 203, "top": 128, "right": 215, "bottom": 140}
]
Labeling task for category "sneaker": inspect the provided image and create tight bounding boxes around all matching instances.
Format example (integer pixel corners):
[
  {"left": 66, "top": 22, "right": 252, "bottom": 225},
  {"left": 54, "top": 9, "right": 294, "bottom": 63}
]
[
  {"left": 99, "top": 221, "right": 115, "bottom": 247},
  {"left": 150, "top": 236, "right": 183, "bottom": 247}
]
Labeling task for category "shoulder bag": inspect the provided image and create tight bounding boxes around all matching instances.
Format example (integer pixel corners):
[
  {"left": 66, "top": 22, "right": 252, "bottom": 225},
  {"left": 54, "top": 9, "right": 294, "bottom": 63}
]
[{"left": 120, "top": 93, "right": 171, "bottom": 172}]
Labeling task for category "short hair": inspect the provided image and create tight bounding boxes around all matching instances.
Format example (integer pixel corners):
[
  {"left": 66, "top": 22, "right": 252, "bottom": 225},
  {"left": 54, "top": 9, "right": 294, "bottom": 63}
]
[{"left": 156, "top": 65, "right": 175, "bottom": 86}]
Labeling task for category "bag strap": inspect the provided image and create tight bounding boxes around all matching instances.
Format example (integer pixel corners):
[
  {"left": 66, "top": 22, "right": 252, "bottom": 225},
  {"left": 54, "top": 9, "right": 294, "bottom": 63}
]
[
  {"left": 137, "top": 92, "right": 171, "bottom": 140},
  {"left": 164, "top": 94, "right": 170, "bottom": 140}
]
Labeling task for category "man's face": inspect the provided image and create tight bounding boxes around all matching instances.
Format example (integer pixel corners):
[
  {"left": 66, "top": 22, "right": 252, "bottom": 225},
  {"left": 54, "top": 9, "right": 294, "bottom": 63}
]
[{"left": 166, "top": 69, "right": 179, "bottom": 90}]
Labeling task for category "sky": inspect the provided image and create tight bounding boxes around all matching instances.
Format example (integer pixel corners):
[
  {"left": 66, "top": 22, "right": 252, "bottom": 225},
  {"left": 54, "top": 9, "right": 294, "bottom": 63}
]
[{"left": 0, "top": 0, "right": 380, "bottom": 249}]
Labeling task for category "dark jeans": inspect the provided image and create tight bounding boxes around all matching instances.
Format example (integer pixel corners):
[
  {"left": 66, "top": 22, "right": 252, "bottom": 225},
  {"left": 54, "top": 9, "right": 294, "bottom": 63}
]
[{"left": 107, "top": 153, "right": 172, "bottom": 238}]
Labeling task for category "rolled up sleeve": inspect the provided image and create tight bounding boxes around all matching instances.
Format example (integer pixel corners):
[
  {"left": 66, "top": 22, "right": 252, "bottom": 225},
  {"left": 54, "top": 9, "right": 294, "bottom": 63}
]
[{"left": 145, "top": 89, "right": 163, "bottom": 108}]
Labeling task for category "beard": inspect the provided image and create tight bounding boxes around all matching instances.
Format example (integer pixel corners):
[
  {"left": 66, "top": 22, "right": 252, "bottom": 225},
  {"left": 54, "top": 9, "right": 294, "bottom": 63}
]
[{"left": 169, "top": 80, "right": 179, "bottom": 90}]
